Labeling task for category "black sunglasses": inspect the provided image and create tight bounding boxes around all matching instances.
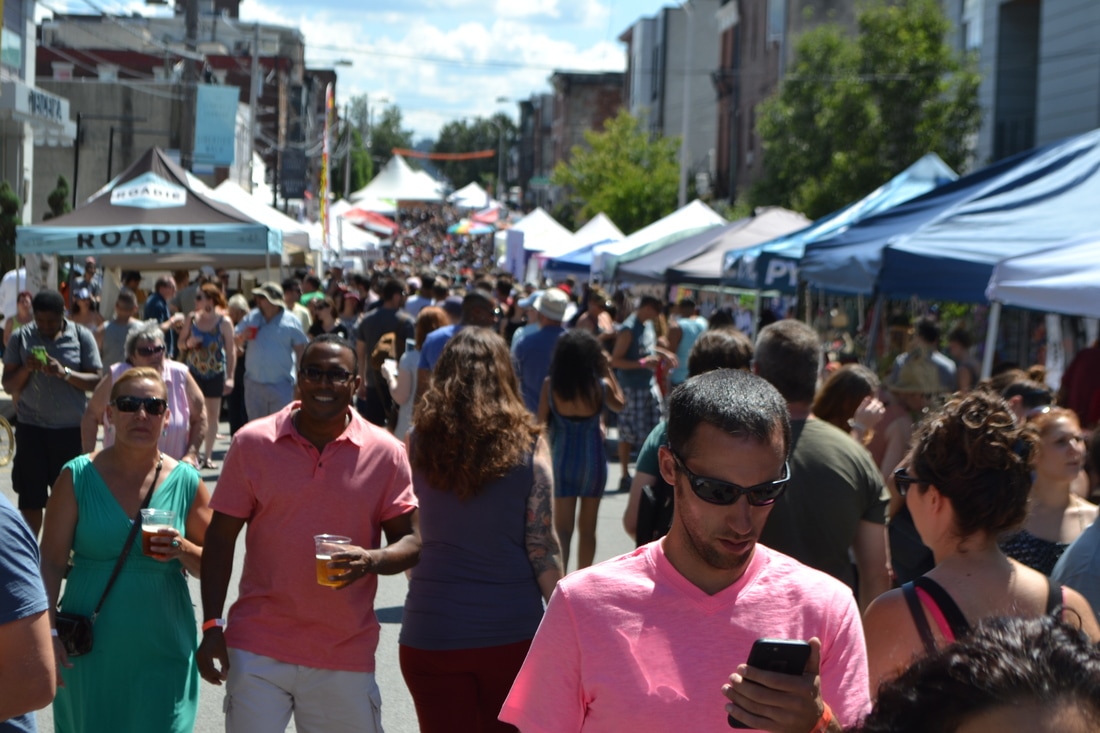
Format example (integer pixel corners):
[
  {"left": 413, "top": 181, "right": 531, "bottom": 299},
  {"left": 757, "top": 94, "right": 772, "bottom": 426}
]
[
  {"left": 113, "top": 396, "right": 168, "bottom": 416},
  {"left": 299, "top": 367, "right": 354, "bottom": 385},
  {"left": 135, "top": 344, "right": 166, "bottom": 357},
  {"left": 670, "top": 448, "right": 790, "bottom": 506},
  {"left": 892, "top": 467, "right": 926, "bottom": 497}
]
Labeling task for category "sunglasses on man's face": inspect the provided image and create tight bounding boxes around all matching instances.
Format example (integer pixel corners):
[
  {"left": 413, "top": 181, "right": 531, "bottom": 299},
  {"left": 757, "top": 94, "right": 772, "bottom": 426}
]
[
  {"left": 112, "top": 396, "right": 169, "bottom": 416},
  {"left": 135, "top": 344, "right": 166, "bottom": 357},
  {"left": 670, "top": 448, "right": 790, "bottom": 506}
]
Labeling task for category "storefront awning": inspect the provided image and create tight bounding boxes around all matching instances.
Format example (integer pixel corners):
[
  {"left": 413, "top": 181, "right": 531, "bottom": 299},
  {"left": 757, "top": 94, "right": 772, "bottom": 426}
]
[{"left": 0, "top": 80, "right": 77, "bottom": 146}]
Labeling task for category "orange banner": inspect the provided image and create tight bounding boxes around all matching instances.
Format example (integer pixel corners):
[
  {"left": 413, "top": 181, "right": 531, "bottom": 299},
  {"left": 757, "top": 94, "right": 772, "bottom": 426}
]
[{"left": 393, "top": 148, "right": 496, "bottom": 161}]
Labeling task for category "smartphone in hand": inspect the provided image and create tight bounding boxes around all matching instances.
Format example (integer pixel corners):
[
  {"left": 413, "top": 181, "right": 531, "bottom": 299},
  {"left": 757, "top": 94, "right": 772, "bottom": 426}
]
[{"left": 727, "top": 638, "right": 812, "bottom": 729}]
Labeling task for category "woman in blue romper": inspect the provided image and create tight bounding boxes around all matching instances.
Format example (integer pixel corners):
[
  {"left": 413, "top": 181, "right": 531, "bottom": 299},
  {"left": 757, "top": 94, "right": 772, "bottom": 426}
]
[{"left": 538, "top": 329, "right": 624, "bottom": 571}]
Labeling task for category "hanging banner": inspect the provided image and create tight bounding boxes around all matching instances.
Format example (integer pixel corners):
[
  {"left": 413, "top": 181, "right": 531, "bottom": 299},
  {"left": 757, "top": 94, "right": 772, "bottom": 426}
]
[
  {"left": 194, "top": 85, "right": 240, "bottom": 167},
  {"left": 321, "top": 83, "right": 334, "bottom": 250}
]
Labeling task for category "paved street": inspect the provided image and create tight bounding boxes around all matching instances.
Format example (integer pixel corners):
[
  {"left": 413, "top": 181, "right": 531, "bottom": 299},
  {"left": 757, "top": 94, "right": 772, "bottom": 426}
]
[{"left": 1, "top": 419, "right": 639, "bottom": 733}]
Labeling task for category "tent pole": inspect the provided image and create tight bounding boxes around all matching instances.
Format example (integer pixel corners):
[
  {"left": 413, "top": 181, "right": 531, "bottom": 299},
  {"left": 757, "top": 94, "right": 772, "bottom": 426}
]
[{"left": 981, "top": 302, "right": 1001, "bottom": 380}]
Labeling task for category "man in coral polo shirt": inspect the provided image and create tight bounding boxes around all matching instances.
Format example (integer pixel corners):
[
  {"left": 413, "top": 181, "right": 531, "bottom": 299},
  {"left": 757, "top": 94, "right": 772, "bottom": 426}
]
[
  {"left": 197, "top": 334, "right": 420, "bottom": 732},
  {"left": 500, "top": 369, "right": 871, "bottom": 733}
]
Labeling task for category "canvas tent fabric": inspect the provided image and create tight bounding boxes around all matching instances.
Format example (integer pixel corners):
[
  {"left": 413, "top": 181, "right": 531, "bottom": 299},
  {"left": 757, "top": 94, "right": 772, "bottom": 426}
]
[
  {"left": 540, "top": 213, "right": 624, "bottom": 261},
  {"left": 800, "top": 128, "right": 1100, "bottom": 302},
  {"left": 349, "top": 154, "right": 444, "bottom": 203},
  {"left": 17, "top": 147, "right": 280, "bottom": 269},
  {"left": 211, "top": 180, "right": 312, "bottom": 251},
  {"left": 595, "top": 200, "right": 726, "bottom": 279},
  {"left": 510, "top": 207, "right": 572, "bottom": 252},
  {"left": 986, "top": 236, "right": 1100, "bottom": 319},
  {"left": 723, "top": 153, "right": 957, "bottom": 293},
  {"left": 447, "top": 182, "right": 491, "bottom": 209},
  {"left": 310, "top": 199, "right": 380, "bottom": 253},
  {"left": 658, "top": 208, "right": 811, "bottom": 285}
]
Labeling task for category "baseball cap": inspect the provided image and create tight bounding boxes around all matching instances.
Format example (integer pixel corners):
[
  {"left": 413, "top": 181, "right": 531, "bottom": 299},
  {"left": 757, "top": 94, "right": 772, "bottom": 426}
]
[
  {"left": 535, "top": 288, "right": 569, "bottom": 322},
  {"left": 517, "top": 290, "right": 543, "bottom": 310},
  {"left": 252, "top": 281, "right": 284, "bottom": 303},
  {"left": 75, "top": 287, "right": 92, "bottom": 301},
  {"left": 442, "top": 296, "right": 463, "bottom": 319}
]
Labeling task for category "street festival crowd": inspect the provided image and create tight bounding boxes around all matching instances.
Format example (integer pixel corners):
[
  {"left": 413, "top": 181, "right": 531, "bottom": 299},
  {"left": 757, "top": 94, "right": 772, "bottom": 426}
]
[{"left": 2, "top": 204, "right": 1100, "bottom": 733}]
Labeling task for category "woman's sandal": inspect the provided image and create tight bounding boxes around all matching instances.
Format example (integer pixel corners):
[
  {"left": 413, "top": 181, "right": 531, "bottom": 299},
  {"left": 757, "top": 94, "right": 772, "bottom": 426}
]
[{"left": 200, "top": 457, "right": 218, "bottom": 470}]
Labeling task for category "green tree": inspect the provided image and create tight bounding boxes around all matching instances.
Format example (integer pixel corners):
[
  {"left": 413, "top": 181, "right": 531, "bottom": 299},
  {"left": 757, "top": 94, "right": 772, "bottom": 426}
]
[
  {"left": 332, "top": 126, "right": 372, "bottom": 200},
  {"left": 370, "top": 105, "right": 414, "bottom": 168},
  {"left": 0, "top": 181, "right": 22, "bottom": 274},
  {"left": 750, "top": 0, "right": 980, "bottom": 219},
  {"left": 432, "top": 114, "right": 516, "bottom": 193},
  {"left": 551, "top": 110, "right": 680, "bottom": 235},
  {"left": 43, "top": 175, "right": 71, "bottom": 221}
]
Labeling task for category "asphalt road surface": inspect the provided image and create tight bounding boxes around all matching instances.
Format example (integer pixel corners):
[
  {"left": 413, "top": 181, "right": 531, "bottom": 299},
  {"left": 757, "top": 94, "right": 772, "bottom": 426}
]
[{"left": 3, "top": 421, "right": 639, "bottom": 733}]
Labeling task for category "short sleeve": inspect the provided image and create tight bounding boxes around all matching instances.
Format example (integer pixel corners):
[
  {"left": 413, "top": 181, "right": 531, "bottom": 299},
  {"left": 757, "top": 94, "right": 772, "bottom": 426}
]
[
  {"left": 818, "top": 592, "right": 873, "bottom": 726},
  {"left": 2, "top": 328, "right": 25, "bottom": 366},
  {"left": 856, "top": 449, "right": 889, "bottom": 524},
  {"left": 209, "top": 433, "right": 258, "bottom": 519},
  {"left": 635, "top": 421, "right": 668, "bottom": 477},
  {"left": 377, "top": 439, "right": 417, "bottom": 523},
  {"left": 499, "top": 585, "right": 586, "bottom": 732},
  {"left": 78, "top": 325, "right": 103, "bottom": 371},
  {"left": 0, "top": 499, "right": 48, "bottom": 626}
]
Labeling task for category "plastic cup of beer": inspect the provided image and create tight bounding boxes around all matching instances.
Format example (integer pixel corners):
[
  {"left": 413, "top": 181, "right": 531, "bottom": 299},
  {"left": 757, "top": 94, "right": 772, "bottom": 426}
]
[
  {"left": 245, "top": 325, "right": 259, "bottom": 340},
  {"left": 315, "top": 534, "right": 351, "bottom": 587},
  {"left": 140, "top": 509, "right": 177, "bottom": 556}
]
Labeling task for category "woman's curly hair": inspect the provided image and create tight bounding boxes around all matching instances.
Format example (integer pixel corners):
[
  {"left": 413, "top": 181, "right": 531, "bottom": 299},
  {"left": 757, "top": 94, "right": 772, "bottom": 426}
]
[
  {"left": 850, "top": 615, "right": 1100, "bottom": 733},
  {"left": 411, "top": 327, "right": 540, "bottom": 499},
  {"left": 910, "top": 390, "right": 1038, "bottom": 537}
]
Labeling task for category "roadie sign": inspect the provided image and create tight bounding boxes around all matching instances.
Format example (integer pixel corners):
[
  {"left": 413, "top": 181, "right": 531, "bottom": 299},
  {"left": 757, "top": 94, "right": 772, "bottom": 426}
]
[
  {"left": 76, "top": 228, "right": 207, "bottom": 249},
  {"left": 110, "top": 172, "right": 187, "bottom": 209}
]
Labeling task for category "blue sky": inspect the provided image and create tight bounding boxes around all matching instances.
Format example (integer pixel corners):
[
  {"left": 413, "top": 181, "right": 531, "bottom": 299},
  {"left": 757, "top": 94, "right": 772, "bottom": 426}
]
[{"left": 236, "top": 0, "right": 664, "bottom": 139}]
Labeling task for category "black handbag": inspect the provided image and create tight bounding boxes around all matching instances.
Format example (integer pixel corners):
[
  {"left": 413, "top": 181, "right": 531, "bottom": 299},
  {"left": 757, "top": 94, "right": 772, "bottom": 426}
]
[{"left": 56, "top": 458, "right": 163, "bottom": 657}]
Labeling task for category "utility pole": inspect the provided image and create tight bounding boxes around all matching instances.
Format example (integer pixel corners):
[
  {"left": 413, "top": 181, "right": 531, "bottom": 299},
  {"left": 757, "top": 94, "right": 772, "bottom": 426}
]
[
  {"left": 179, "top": 0, "right": 200, "bottom": 171},
  {"left": 247, "top": 23, "right": 260, "bottom": 192},
  {"left": 343, "top": 103, "right": 352, "bottom": 200}
]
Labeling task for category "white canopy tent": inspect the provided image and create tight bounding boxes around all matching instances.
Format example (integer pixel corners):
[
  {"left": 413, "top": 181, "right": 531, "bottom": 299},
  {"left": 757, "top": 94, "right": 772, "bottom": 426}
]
[
  {"left": 308, "top": 199, "right": 381, "bottom": 254},
  {"left": 211, "top": 180, "right": 312, "bottom": 252},
  {"left": 593, "top": 200, "right": 726, "bottom": 278},
  {"left": 539, "top": 212, "right": 624, "bottom": 261},
  {"left": 512, "top": 207, "right": 572, "bottom": 252},
  {"left": 447, "top": 182, "right": 492, "bottom": 209},
  {"left": 981, "top": 235, "right": 1100, "bottom": 378},
  {"left": 349, "top": 154, "right": 444, "bottom": 204}
]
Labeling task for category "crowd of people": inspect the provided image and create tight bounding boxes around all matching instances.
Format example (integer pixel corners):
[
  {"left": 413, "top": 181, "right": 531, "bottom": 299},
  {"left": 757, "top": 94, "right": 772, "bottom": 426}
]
[{"left": 2, "top": 234, "right": 1100, "bottom": 733}]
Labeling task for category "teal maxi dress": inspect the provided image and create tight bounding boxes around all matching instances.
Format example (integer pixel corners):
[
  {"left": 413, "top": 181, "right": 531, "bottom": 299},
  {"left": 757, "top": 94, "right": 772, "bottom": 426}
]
[{"left": 53, "top": 455, "right": 200, "bottom": 733}]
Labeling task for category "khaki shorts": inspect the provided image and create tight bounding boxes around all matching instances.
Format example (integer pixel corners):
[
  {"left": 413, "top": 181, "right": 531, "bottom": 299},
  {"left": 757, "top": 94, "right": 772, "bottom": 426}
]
[{"left": 225, "top": 648, "right": 384, "bottom": 733}]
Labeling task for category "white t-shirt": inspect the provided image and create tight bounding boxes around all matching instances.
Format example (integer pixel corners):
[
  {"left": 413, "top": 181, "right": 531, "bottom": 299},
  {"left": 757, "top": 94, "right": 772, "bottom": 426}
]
[{"left": 500, "top": 541, "right": 871, "bottom": 732}]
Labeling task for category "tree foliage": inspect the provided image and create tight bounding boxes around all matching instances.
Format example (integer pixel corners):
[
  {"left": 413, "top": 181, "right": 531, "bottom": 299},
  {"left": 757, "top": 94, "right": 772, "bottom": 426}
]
[
  {"left": 432, "top": 114, "right": 516, "bottom": 193},
  {"left": 0, "top": 181, "right": 22, "bottom": 274},
  {"left": 44, "top": 176, "right": 71, "bottom": 221},
  {"left": 749, "top": 0, "right": 980, "bottom": 219},
  {"left": 332, "top": 126, "right": 372, "bottom": 200},
  {"left": 551, "top": 110, "right": 680, "bottom": 235},
  {"left": 346, "top": 97, "right": 415, "bottom": 170}
]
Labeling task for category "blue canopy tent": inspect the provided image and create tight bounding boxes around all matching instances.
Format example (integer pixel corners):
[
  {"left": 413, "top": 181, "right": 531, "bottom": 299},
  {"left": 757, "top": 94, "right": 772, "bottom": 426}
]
[
  {"left": 17, "top": 147, "right": 281, "bottom": 270},
  {"left": 721, "top": 153, "right": 957, "bottom": 293},
  {"left": 800, "top": 128, "right": 1100, "bottom": 302}
]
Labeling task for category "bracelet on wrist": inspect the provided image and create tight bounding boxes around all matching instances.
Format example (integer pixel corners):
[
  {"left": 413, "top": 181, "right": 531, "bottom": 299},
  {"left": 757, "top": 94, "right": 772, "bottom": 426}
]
[
  {"left": 809, "top": 703, "right": 833, "bottom": 733},
  {"left": 202, "top": 618, "right": 226, "bottom": 632},
  {"left": 847, "top": 419, "right": 868, "bottom": 432}
]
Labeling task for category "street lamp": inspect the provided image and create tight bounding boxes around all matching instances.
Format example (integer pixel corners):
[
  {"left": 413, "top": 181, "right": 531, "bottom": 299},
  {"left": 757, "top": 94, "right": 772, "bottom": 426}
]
[{"left": 492, "top": 97, "right": 512, "bottom": 202}]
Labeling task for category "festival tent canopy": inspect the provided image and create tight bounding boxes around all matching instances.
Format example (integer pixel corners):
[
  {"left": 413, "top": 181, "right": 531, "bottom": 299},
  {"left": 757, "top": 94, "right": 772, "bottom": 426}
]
[
  {"left": 595, "top": 200, "right": 726, "bottom": 279},
  {"left": 511, "top": 207, "right": 573, "bottom": 252},
  {"left": 985, "top": 235, "right": 1100, "bottom": 319},
  {"left": 211, "top": 180, "right": 312, "bottom": 251},
  {"left": 722, "top": 153, "right": 957, "bottom": 293},
  {"left": 17, "top": 147, "right": 280, "bottom": 269},
  {"left": 341, "top": 208, "right": 399, "bottom": 236},
  {"left": 447, "top": 182, "right": 491, "bottom": 209},
  {"left": 655, "top": 208, "right": 814, "bottom": 286},
  {"left": 800, "top": 128, "right": 1100, "bottom": 302},
  {"left": 348, "top": 154, "right": 444, "bottom": 203},
  {"left": 540, "top": 213, "right": 624, "bottom": 263}
]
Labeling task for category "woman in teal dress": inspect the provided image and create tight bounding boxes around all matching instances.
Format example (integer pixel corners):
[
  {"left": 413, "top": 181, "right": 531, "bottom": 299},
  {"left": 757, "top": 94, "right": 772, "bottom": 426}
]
[{"left": 41, "top": 366, "right": 213, "bottom": 732}]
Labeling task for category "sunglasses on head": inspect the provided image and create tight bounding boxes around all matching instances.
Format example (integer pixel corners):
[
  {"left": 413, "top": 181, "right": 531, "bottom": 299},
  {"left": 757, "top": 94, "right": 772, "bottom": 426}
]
[
  {"left": 669, "top": 448, "right": 789, "bottom": 506},
  {"left": 299, "top": 367, "right": 354, "bottom": 385},
  {"left": 892, "top": 467, "right": 926, "bottom": 497},
  {"left": 112, "top": 396, "right": 168, "bottom": 416},
  {"left": 135, "top": 344, "right": 166, "bottom": 357}
]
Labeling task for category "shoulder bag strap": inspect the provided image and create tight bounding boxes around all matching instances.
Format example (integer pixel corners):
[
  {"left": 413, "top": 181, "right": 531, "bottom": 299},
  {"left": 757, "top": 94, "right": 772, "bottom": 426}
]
[
  {"left": 1045, "top": 578, "right": 1064, "bottom": 617},
  {"left": 901, "top": 581, "right": 938, "bottom": 655},
  {"left": 913, "top": 576, "right": 971, "bottom": 640},
  {"left": 89, "top": 457, "right": 163, "bottom": 621}
]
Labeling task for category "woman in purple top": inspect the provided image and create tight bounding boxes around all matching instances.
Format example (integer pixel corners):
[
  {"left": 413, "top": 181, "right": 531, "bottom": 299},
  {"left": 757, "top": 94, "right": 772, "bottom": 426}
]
[{"left": 400, "top": 327, "right": 563, "bottom": 733}]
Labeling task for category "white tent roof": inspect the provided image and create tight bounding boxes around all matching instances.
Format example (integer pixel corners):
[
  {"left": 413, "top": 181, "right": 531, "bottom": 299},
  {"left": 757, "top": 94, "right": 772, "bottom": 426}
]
[
  {"left": 539, "top": 212, "right": 624, "bottom": 260},
  {"left": 511, "top": 207, "right": 573, "bottom": 252},
  {"left": 211, "top": 180, "right": 311, "bottom": 250},
  {"left": 447, "top": 182, "right": 491, "bottom": 209},
  {"left": 308, "top": 200, "right": 381, "bottom": 253},
  {"left": 986, "top": 235, "right": 1100, "bottom": 318},
  {"left": 594, "top": 200, "right": 726, "bottom": 261},
  {"left": 349, "top": 154, "right": 444, "bottom": 203}
]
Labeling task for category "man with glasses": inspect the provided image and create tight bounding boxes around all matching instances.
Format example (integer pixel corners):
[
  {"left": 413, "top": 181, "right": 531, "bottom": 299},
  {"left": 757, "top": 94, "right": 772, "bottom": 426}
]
[
  {"left": 197, "top": 334, "right": 420, "bottom": 733},
  {"left": 754, "top": 320, "right": 890, "bottom": 610},
  {"left": 501, "top": 369, "right": 871, "bottom": 732}
]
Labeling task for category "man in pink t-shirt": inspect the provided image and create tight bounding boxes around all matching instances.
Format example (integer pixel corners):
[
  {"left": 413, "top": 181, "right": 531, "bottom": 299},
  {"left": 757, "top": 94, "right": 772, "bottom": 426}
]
[
  {"left": 501, "top": 370, "right": 872, "bottom": 733},
  {"left": 197, "top": 335, "right": 420, "bottom": 733}
]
